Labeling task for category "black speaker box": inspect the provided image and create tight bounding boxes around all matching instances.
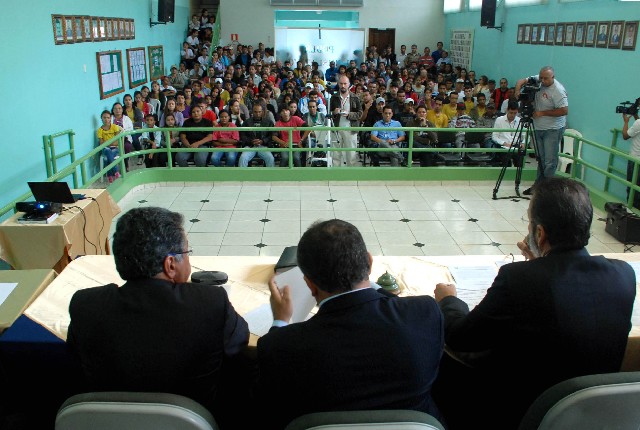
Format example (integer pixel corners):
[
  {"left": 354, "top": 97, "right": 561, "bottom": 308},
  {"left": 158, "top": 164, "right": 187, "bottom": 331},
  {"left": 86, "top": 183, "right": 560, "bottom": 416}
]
[
  {"left": 481, "top": 0, "right": 497, "bottom": 27},
  {"left": 158, "top": 0, "right": 175, "bottom": 23},
  {"left": 605, "top": 202, "right": 640, "bottom": 243}
]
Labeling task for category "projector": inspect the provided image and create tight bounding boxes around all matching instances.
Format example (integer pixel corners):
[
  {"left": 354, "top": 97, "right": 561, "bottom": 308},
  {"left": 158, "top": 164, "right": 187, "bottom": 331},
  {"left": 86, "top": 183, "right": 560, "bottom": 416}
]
[{"left": 16, "top": 201, "right": 62, "bottom": 215}]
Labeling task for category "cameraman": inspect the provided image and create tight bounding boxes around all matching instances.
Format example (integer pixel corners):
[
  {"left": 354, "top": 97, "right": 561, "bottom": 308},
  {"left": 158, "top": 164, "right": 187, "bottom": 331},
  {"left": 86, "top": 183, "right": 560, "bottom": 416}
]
[
  {"left": 515, "top": 66, "right": 568, "bottom": 195},
  {"left": 622, "top": 98, "right": 640, "bottom": 208}
]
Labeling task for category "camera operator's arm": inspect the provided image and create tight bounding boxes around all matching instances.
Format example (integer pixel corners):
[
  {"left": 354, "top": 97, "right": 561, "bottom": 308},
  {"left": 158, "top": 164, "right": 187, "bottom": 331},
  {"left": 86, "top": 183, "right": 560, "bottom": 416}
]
[
  {"left": 514, "top": 78, "right": 528, "bottom": 95},
  {"left": 623, "top": 113, "right": 639, "bottom": 140},
  {"left": 533, "top": 106, "right": 568, "bottom": 119}
]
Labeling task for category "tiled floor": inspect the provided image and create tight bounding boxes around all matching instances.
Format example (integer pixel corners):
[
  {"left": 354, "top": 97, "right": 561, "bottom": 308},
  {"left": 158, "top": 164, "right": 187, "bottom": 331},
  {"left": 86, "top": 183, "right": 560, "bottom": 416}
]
[{"left": 110, "top": 180, "right": 630, "bottom": 257}]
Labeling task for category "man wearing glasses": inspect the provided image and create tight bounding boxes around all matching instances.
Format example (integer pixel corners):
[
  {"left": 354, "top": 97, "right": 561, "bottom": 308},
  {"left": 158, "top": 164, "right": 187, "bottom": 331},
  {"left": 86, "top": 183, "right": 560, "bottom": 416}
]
[{"left": 67, "top": 207, "right": 250, "bottom": 427}]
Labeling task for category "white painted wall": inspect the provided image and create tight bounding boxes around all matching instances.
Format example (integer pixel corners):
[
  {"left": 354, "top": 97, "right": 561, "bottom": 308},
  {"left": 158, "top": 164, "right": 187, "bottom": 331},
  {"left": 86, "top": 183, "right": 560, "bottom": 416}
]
[{"left": 218, "top": 0, "right": 445, "bottom": 54}]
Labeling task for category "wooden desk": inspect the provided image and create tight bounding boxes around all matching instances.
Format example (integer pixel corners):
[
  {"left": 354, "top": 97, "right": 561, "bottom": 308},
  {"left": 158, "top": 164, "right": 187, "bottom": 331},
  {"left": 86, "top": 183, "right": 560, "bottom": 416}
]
[
  {"left": 0, "top": 189, "right": 120, "bottom": 271},
  {"left": 0, "top": 269, "right": 56, "bottom": 332}
]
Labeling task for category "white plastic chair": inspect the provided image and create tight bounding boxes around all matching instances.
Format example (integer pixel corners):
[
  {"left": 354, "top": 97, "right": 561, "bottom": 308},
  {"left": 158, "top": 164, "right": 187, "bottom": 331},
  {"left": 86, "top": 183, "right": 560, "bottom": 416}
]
[{"left": 558, "top": 129, "right": 583, "bottom": 176}]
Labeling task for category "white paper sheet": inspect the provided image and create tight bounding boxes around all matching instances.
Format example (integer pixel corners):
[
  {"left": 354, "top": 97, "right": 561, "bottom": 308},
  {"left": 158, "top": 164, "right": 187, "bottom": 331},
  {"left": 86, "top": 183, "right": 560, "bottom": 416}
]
[
  {"left": 273, "top": 266, "right": 317, "bottom": 324},
  {"left": 0, "top": 283, "right": 18, "bottom": 306}
]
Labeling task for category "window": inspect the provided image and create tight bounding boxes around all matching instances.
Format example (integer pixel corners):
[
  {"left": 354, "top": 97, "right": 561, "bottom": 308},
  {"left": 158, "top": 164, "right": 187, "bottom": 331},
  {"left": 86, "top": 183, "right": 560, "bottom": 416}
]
[
  {"left": 444, "top": 0, "right": 463, "bottom": 13},
  {"left": 505, "top": 0, "right": 547, "bottom": 6},
  {"left": 469, "top": 0, "right": 483, "bottom": 10}
]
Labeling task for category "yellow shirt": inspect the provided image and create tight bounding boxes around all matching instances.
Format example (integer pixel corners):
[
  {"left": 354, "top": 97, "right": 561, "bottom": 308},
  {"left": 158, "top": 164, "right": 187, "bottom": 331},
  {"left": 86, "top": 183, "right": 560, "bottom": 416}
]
[
  {"left": 97, "top": 124, "right": 122, "bottom": 146},
  {"left": 426, "top": 111, "right": 449, "bottom": 129},
  {"left": 442, "top": 104, "right": 457, "bottom": 120}
]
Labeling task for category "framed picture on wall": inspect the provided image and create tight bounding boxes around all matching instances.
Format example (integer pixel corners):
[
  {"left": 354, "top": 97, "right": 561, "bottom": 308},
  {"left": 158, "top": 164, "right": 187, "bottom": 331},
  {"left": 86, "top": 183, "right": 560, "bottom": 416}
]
[
  {"left": 52, "top": 15, "right": 65, "bottom": 45},
  {"left": 517, "top": 24, "right": 525, "bottom": 44},
  {"left": 609, "top": 21, "right": 624, "bottom": 49},
  {"left": 622, "top": 21, "right": 638, "bottom": 51},
  {"left": 131, "top": 19, "right": 136, "bottom": 39},
  {"left": 91, "top": 17, "right": 99, "bottom": 41},
  {"left": 574, "top": 22, "right": 586, "bottom": 47},
  {"left": 124, "top": 20, "right": 131, "bottom": 39},
  {"left": 98, "top": 17, "right": 107, "bottom": 40},
  {"left": 531, "top": 25, "right": 539, "bottom": 45},
  {"left": 596, "top": 21, "right": 610, "bottom": 48},
  {"left": 546, "top": 23, "right": 555, "bottom": 45},
  {"left": 538, "top": 24, "right": 547, "bottom": 44},
  {"left": 63, "top": 16, "right": 75, "bottom": 44},
  {"left": 105, "top": 18, "right": 114, "bottom": 40},
  {"left": 74, "top": 16, "right": 84, "bottom": 42},
  {"left": 585, "top": 21, "right": 597, "bottom": 47},
  {"left": 564, "top": 23, "right": 576, "bottom": 46},
  {"left": 83, "top": 16, "right": 92, "bottom": 42},
  {"left": 555, "top": 23, "right": 565, "bottom": 45},
  {"left": 119, "top": 19, "right": 125, "bottom": 40},
  {"left": 523, "top": 24, "right": 531, "bottom": 43}
]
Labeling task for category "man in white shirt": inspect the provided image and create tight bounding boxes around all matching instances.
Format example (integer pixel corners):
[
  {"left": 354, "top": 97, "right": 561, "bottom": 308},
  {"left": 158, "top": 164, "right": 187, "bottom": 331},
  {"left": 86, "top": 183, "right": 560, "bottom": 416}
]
[
  {"left": 622, "top": 97, "right": 640, "bottom": 208},
  {"left": 491, "top": 101, "right": 522, "bottom": 166}
]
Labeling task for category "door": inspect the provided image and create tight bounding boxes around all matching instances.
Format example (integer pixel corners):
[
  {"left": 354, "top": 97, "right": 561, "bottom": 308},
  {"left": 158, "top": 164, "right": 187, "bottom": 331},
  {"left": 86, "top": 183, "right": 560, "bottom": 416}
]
[{"left": 368, "top": 28, "right": 396, "bottom": 53}]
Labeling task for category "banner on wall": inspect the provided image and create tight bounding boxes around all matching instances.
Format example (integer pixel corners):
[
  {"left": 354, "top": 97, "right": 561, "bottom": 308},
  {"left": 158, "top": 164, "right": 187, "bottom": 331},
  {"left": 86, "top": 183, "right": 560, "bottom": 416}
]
[
  {"left": 275, "top": 28, "right": 365, "bottom": 72},
  {"left": 449, "top": 29, "right": 474, "bottom": 71}
]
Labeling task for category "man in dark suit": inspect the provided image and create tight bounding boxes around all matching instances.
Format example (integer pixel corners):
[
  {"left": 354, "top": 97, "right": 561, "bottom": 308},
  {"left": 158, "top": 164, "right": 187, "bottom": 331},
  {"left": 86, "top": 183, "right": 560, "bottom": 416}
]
[
  {"left": 67, "top": 207, "right": 251, "bottom": 428},
  {"left": 255, "top": 219, "right": 445, "bottom": 430},
  {"left": 433, "top": 177, "right": 636, "bottom": 430}
]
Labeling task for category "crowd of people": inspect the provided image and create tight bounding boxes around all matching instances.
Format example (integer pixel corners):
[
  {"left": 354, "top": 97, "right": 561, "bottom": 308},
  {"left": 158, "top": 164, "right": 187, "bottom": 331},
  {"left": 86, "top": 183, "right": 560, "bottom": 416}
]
[{"left": 96, "top": 10, "right": 569, "bottom": 178}]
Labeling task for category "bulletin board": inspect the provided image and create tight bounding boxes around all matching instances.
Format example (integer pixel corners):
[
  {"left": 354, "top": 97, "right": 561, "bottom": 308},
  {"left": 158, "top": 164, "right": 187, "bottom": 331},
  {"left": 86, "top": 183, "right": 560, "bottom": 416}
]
[
  {"left": 96, "top": 50, "right": 124, "bottom": 99},
  {"left": 148, "top": 45, "right": 165, "bottom": 81},
  {"left": 126, "top": 47, "right": 147, "bottom": 88},
  {"left": 449, "top": 29, "right": 474, "bottom": 71}
]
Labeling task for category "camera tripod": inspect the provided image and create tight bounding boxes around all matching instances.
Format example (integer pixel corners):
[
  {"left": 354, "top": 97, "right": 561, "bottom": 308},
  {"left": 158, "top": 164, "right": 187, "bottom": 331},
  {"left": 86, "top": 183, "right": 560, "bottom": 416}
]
[{"left": 492, "top": 115, "right": 540, "bottom": 200}]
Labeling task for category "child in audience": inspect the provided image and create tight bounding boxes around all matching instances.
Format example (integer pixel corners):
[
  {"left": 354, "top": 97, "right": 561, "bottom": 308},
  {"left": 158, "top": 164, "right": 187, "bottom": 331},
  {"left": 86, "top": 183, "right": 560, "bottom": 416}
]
[
  {"left": 139, "top": 114, "right": 163, "bottom": 168},
  {"left": 97, "top": 110, "right": 123, "bottom": 183}
]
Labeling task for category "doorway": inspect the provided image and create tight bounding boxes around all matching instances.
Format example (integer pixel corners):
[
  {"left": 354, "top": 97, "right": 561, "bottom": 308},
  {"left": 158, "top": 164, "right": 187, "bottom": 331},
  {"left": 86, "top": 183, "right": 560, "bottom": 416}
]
[{"left": 368, "top": 28, "right": 396, "bottom": 53}]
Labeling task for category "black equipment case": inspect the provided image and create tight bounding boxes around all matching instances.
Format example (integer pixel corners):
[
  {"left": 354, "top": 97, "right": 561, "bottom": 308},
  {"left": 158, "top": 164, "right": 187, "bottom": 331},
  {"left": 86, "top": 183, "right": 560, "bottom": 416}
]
[{"left": 604, "top": 202, "right": 640, "bottom": 244}]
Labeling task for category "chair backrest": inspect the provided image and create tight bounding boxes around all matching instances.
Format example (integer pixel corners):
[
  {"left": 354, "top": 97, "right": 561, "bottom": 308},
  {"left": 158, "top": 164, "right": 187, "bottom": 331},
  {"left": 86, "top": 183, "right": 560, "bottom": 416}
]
[
  {"left": 436, "top": 130, "right": 456, "bottom": 145},
  {"left": 55, "top": 392, "right": 218, "bottom": 430},
  {"left": 517, "top": 371, "right": 640, "bottom": 430},
  {"left": 560, "top": 128, "right": 583, "bottom": 156},
  {"left": 284, "top": 409, "right": 445, "bottom": 430}
]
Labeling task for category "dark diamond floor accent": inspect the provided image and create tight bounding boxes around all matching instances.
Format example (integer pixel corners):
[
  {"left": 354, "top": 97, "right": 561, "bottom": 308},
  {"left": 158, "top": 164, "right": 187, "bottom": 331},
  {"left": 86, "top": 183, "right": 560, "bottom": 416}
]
[
  {"left": 189, "top": 219, "right": 200, "bottom": 223},
  {"left": 490, "top": 242, "right": 502, "bottom": 247},
  {"left": 413, "top": 242, "right": 425, "bottom": 247},
  {"left": 200, "top": 199, "right": 210, "bottom": 203},
  {"left": 511, "top": 199, "right": 520, "bottom": 202},
  {"left": 264, "top": 199, "right": 273, "bottom": 202},
  {"left": 254, "top": 243, "right": 267, "bottom": 248},
  {"left": 390, "top": 199, "right": 399, "bottom": 203},
  {"left": 327, "top": 199, "right": 337, "bottom": 202},
  {"left": 468, "top": 218, "right": 478, "bottom": 223},
  {"left": 260, "top": 218, "right": 271, "bottom": 223},
  {"left": 138, "top": 199, "right": 147, "bottom": 203},
  {"left": 451, "top": 199, "right": 461, "bottom": 203},
  {"left": 400, "top": 218, "right": 411, "bottom": 223}
]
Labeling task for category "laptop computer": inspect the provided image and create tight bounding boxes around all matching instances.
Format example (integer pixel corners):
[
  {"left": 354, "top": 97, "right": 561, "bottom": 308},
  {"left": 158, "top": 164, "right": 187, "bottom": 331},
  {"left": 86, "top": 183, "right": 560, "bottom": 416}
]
[{"left": 28, "top": 182, "right": 85, "bottom": 204}]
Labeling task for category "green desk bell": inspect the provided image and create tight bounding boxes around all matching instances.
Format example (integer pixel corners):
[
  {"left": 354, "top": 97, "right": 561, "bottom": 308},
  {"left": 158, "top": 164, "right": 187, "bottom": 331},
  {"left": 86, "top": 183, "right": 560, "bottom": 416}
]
[{"left": 377, "top": 271, "right": 401, "bottom": 295}]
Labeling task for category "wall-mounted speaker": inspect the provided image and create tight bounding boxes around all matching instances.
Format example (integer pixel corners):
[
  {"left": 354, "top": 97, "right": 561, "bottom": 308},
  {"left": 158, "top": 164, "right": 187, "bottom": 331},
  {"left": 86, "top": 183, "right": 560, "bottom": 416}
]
[
  {"left": 481, "top": 0, "right": 496, "bottom": 27},
  {"left": 158, "top": 0, "right": 175, "bottom": 23}
]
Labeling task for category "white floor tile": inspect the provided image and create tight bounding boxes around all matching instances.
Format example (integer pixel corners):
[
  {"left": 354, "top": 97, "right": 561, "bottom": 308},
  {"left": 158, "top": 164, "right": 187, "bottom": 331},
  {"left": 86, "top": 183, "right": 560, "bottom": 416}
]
[
  {"left": 370, "top": 220, "right": 413, "bottom": 233},
  {"left": 266, "top": 210, "right": 301, "bottom": 220},
  {"left": 459, "top": 244, "right": 505, "bottom": 255},
  {"left": 300, "top": 210, "right": 335, "bottom": 221},
  {"left": 231, "top": 210, "right": 267, "bottom": 221},
  {"left": 222, "top": 232, "right": 262, "bottom": 246},
  {"left": 262, "top": 231, "right": 303, "bottom": 246},
  {"left": 267, "top": 200, "right": 301, "bottom": 211},
  {"left": 191, "top": 245, "right": 221, "bottom": 256},
  {"left": 201, "top": 201, "right": 237, "bottom": 211},
  {"left": 189, "top": 220, "right": 230, "bottom": 233},
  {"left": 375, "top": 231, "right": 418, "bottom": 245},
  {"left": 476, "top": 220, "right": 518, "bottom": 232},
  {"left": 188, "top": 232, "right": 225, "bottom": 246},
  {"left": 234, "top": 200, "right": 269, "bottom": 211},
  {"left": 441, "top": 220, "right": 483, "bottom": 232},
  {"left": 485, "top": 231, "right": 526, "bottom": 245},
  {"left": 381, "top": 245, "right": 425, "bottom": 256},
  {"left": 421, "top": 243, "right": 464, "bottom": 256},
  {"left": 226, "top": 220, "right": 265, "bottom": 233},
  {"left": 263, "top": 220, "right": 301, "bottom": 233},
  {"left": 368, "top": 210, "right": 403, "bottom": 221},
  {"left": 218, "top": 246, "right": 261, "bottom": 256},
  {"left": 450, "top": 231, "right": 492, "bottom": 245},
  {"left": 334, "top": 210, "right": 371, "bottom": 220},
  {"left": 434, "top": 210, "right": 472, "bottom": 221}
]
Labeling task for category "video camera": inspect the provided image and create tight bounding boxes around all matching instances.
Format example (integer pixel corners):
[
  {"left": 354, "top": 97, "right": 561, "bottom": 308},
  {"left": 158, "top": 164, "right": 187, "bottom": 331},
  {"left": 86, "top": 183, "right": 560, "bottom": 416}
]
[
  {"left": 518, "top": 77, "right": 542, "bottom": 118},
  {"left": 616, "top": 98, "right": 640, "bottom": 116}
]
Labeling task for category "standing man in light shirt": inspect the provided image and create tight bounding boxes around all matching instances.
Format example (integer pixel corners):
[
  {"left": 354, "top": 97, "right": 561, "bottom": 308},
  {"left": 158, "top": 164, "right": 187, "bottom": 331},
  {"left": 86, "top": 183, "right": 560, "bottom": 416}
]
[
  {"left": 329, "top": 74, "right": 363, "bottom": 167},
  {"left": 515, "top": 66, "right": 568, "bottom": 195}
]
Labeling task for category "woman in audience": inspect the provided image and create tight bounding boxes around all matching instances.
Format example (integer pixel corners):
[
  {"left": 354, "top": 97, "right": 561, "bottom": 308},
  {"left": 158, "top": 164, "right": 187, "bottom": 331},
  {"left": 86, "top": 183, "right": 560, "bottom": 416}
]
[
  {"left": 209, "top": 86, "right": 225, "bottom": 115},
  {"left": 160, "top": 98, "right": 184, "bottom": 127},
  {"left": 148, "top": 80, "right": 167, "bottom": 115},
  {"left": 404, "top": 81, "right": 419, "bottom": 104},
  {"left": 111, "top": 102, "right": 135, "bottom": 170},
  {"left": 134, "top": 90, "right": 153, "bottom": 117},
  {"left": 473, "top": 74, "right": 491, "bottom": 100}
]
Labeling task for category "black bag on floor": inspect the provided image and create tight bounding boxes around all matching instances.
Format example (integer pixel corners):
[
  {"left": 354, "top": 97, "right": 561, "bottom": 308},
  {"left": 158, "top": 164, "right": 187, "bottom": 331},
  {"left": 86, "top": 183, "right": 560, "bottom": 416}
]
[{"left": 605, "top": 202, "right": 640, "bottom": 243}]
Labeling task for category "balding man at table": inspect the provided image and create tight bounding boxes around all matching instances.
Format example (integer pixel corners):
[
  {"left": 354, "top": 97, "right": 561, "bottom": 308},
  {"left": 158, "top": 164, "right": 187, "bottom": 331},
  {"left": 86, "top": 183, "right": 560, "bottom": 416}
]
[
  {"left": 433, "top": 177, "right": 636, "bottom": 430},
  {"left": 254, "top": 219, "right": 445, "bottom": 429}
]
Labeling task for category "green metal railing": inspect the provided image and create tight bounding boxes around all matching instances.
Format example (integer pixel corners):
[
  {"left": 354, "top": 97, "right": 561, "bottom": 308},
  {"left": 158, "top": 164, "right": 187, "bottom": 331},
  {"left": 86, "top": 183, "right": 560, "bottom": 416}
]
[{"left": 1, "top": 126, "right": 637, "bottom": 221}]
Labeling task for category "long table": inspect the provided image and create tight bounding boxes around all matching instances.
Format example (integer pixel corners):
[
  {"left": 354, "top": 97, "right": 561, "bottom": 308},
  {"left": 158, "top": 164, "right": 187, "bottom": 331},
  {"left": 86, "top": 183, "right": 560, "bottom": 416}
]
[
  {"left": 0, "top": 189, "right": 120, "bottom": 271},
  {"left": 0, "top": 268, "right": 56, "bottom": 332}
]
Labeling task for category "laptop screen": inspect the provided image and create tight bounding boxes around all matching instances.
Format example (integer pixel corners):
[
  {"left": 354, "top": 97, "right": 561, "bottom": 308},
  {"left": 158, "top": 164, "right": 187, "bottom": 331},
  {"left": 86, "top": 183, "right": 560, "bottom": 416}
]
[{"left": 27, "top": 182, "right": 81, "bottom": 204}]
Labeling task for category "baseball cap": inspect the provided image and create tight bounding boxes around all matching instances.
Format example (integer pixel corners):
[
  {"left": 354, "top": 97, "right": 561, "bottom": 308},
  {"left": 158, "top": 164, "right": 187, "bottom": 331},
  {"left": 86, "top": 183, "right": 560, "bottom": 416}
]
[
  {"left": 456, "top": 102, "right": 466, "bottom": 110},
  {"left": 456, "top": 78, "right": 465, "bottom": 83},
  {"left": 214, "top": 77, "right": 223, "bottom": 84},
  {"left": 170, "top": 64, "right": 177, "bottom": 70},
  {"left": 487, "top": 102, "right": 496, "bottom": 109},
  {"left": 305, "top": 82, "right": 314, "bottom": 89},
  {"left": 376, "top": 96, "right": 386, "bottom": 104},
  {"left": 405, "top": 98, "right": 415, "bottom": 104}
]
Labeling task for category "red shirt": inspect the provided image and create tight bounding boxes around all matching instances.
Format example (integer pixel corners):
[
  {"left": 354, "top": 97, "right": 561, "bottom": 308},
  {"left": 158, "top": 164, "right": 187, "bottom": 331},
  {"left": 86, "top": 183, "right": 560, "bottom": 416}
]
[
  {"left": 275, "top": 116, "right": 305, "bottom": 145},
  {"left": 212, "top": 122, "right": 239, "bottom": 147}
]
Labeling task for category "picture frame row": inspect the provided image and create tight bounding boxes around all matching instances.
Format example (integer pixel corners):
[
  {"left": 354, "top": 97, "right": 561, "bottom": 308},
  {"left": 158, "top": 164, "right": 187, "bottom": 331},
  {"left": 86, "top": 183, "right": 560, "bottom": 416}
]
[
  {"left": 517, "top": 20, "right": 638, "bottom": 51},
  {"left": 52, "top": 15, "right": 136, "bottom": 45}
]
